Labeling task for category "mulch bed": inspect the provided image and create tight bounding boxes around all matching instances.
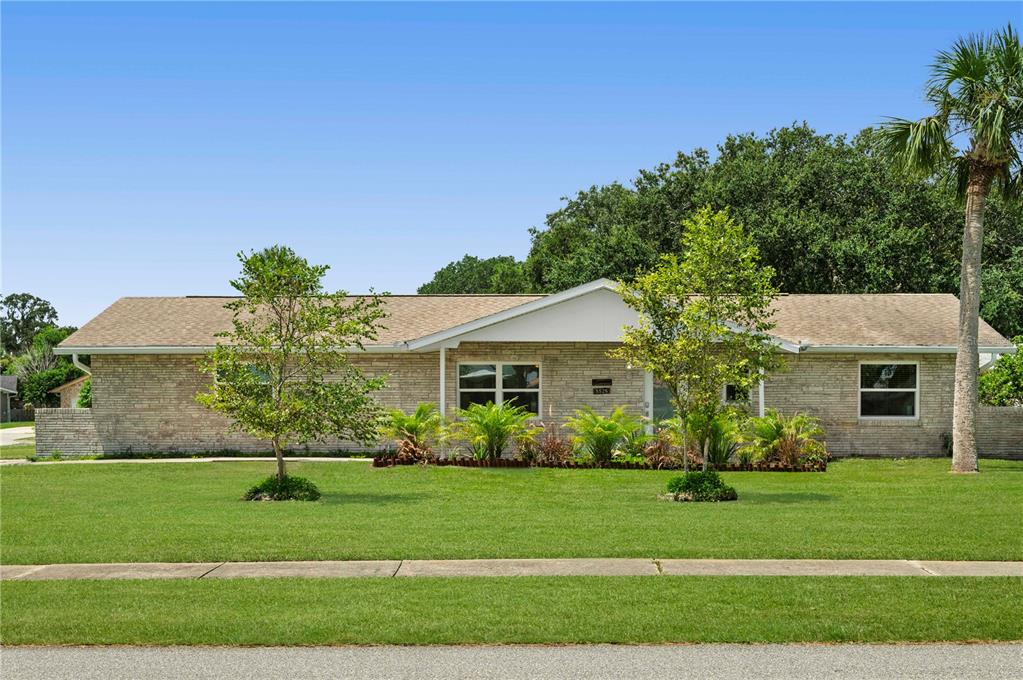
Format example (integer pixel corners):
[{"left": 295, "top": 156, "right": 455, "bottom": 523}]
[{"left": 372, "top": 457, "right": 826, "bottom": 472}]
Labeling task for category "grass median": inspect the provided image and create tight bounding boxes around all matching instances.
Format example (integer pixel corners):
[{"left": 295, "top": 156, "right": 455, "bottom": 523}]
[{"left": 1, "top": 576, "right": 1020, "bottom": 645}]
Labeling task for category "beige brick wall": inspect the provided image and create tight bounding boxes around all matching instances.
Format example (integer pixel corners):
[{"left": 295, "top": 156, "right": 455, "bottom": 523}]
[
  {"left": 35, "top": 408, "right": 101, "bottom": 456},
  {"left": 86, "top": 353, "right": 439, "bottom": 454},
  {"left": 37, "top": 347, "right": 1022, "bottom": 458},
  {"left": 443, "top": 342, "right": 646, "bottom": 422},
  {"left": 78, "top": 345, "right": 645, "bottom": 455},
  {"left": 978, "top": 406, "right": 1023, "bottom": 456},
  {"left": 756, "top": 353, "right": 1023, "bottom": 457}
]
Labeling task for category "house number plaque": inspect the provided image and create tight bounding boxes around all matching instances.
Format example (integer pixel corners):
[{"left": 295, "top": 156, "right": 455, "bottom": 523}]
[{"left": 592, "top": 378, "right": 612, "bottom": 395}]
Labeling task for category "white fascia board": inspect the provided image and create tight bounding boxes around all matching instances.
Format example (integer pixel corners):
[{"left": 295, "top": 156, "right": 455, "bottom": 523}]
[
  {"left": 800, "top": 344, "right": 1017, "bottom": 355},
  {"left": 403, "top": 278, "right": 618, "bottom": 351},
  {"left": 54, "top": 344, "right": 408, "bottom": 355}
]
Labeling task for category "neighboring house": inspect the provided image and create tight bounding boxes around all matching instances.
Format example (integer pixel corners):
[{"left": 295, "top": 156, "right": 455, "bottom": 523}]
[
  {"left": 48, "top": 375, "right": 90, "bottom": 409},
  {"left": 36, "top": 279, "right": 1022, "bottom": 457},
  {"left": 1, "top": 375, "right": 16, "bottom": 422}
]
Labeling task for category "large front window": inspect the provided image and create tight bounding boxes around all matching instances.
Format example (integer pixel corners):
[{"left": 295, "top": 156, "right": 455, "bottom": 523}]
[
  {"left": 458, "top": 363, "right": 540, "bottom": 414},
  {"left": 859, "top": 363, "right": 918, "bottom": 418}
]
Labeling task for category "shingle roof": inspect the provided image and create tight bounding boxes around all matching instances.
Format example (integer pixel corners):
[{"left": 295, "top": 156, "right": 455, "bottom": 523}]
[
  {"left": 769, "top": 293, "right": 1011, "bottom": 348},
  {"left": 57, "top": 290, "right": 1012, "bottom": 351},
  {"left": 59, "top": 295, "right": 544, "bottom": 349}
]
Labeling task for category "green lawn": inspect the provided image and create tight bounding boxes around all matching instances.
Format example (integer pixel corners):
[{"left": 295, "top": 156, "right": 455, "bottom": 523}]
[
  {"left": 1, "top": 441, "right": 34, "bottom": 459},
  {"left": 2, "top": 458, "right": 1021, "bottom": 563},
  {"left": 0, "top": 421, "right": 33, "bottom": 430},
  {"left": 2, "top": 576, "right": 1019, "bottom": 645}
]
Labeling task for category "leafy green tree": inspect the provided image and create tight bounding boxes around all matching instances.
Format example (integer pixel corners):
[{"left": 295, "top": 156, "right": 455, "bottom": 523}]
[
  {"left": 18, "top": 364, "right": 81, "bottom": 407},
  {"left": 521, "top": 124, "right": 1022, "bottom": 338},
  {"left": 979, "top": 339, "right": 1023, "bottom": 407},
  {"left": 76, "top": 378, "right": 92, "bottom": 408},
  {"left": 418, "top": 255, "right": 530, "bottom": 294},
  {"left": 1, "top": 294, "right": 58, "bottom": 354},
  {"left": 196, "top": 246, "right": 387, "bottom": 485},
  {"left": 12, "top": 325, "right": 82, "bottom": 406},
  {"left": 611, "top": 208, "right": 781, "bottom": 473},
  {"left": 879, "top": 25, "right": 1021, "bottom": 472}
]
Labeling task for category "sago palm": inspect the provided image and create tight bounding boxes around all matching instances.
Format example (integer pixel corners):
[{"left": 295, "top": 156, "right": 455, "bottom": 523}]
[{"left": 878, "top": 25, "right": 1021, "bottom": 472}]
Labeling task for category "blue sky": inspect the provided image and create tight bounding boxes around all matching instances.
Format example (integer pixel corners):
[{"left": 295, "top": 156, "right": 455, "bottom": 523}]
[{"left": 3, "top": 2, "right": 1019, "bottom": 326}]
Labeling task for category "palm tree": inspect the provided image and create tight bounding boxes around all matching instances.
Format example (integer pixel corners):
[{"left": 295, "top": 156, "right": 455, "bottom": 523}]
[{"left": 879, "top": 25, "right": 1021, "bottom": 473}]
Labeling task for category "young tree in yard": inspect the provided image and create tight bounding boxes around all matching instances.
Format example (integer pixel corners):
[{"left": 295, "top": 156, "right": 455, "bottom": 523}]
[
  {"left": 879, "top": 26, "right": 1021, "bottom": 472},
  {"left": 197, "top": 246, "right": 387, "bottom": 495},
  {"left": 610, "top": 207, "right": 781, "bottom": 472}
]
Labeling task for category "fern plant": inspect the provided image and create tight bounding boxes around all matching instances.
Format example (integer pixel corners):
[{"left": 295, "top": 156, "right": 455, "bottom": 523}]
[
  {"left": 453, "top": 401, "right": 537, "bottom": 460},
  {"left": 737, "top": 409, "right": 828, "bottom": 467},
  {"left": 380, "top": 402, "right": 443, "bottom": 462},
  {"left": 565, "top": 406, "right": 644, "bottom": 466}
]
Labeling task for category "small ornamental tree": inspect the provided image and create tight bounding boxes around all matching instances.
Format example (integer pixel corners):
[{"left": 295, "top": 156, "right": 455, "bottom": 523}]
[
  {"left": 197, "top": 246, "right": 387, "bottom": 490},
  {"left": 610, "top": 207, "right": 782, "bottom": 472}
]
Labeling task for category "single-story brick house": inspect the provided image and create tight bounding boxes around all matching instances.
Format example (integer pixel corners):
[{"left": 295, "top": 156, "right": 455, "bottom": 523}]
[{"left": 38, "top": 279, "right": 1022, "bottom": 457}]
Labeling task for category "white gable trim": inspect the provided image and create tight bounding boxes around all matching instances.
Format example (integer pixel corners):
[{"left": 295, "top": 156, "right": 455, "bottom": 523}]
[{"left": 403, "top": 278, "right": 618, "bottom": 351}]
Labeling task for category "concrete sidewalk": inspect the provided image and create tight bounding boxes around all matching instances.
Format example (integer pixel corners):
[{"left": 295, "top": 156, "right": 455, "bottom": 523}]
[{"left": 2, "top": 558, "right": 1020, "bottom": 581}]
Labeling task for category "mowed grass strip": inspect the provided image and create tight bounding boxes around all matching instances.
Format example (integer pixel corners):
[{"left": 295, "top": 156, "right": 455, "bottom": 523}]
[
  {"left": 2, "top": 458, "right": 1021, "bottom": 564},
  {"left": 1, "top": 442, "right": 34, "bottom": 459},
  {"left": 1, "top": 576, "right": 1020, "bottom": 645}
]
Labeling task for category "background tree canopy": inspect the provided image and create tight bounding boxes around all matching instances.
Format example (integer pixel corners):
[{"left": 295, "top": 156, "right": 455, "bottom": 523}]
[
  {"left": 417, "top": 255, "right": 529, "bottom": 294},
  {"left": 419, "top": 124, "right": 1022, "bottom": 337}
]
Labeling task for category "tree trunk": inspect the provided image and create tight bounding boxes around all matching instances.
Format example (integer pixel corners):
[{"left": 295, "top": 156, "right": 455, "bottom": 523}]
[
  {"left": 702, "top": 437, "right": 709, "bottom": 472},
  {"left": 682, "top": 432, "right": 689, "bottom": 473},
  {"left": 272, "top": 438, "right": 286, "bottom": 483},
  {"left": 951, "top": 166, "right": 993, "bottom": 474}
]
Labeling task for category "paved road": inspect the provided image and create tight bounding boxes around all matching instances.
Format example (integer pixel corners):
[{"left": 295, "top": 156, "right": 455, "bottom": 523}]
[{"left": 2, "top": 644, "right": 1021, "bottom": 679}]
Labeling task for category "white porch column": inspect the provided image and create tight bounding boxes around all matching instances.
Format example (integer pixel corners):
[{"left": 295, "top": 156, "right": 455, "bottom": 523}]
[
  {"left": 439, "top": 347, "right": 447, "bottom": 417},
  {"left": 758, "top": 367, "right": 766, "bottom": 418}
]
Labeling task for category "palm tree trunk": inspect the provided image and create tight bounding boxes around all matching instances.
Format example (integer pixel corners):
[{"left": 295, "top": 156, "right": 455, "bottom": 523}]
[
  {"left": 951, "top": 166, "right": 993, "bottom": 473},
  {"left": 272, "top": 438, "right": 286, "bottom": 483}
]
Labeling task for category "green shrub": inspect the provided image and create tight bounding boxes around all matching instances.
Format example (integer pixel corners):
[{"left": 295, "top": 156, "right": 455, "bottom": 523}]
[
  {"left": 76, "top": 378, "right": 92, "bottom": 408},
  {"left": 703, "top": 412, "right": 741, "bottom": 469},
  {"left": 452, "top": 401, "right": 537, "bottom": 460},
  {"left": 666, "top": 470, "right": 738, "bottom": 502},
  {"left": 565, "top": 406, "right": 644, "bottom": 466},
  {"left": 243, "top": 475, "right": 321, "bottom": 501},
  {"left": 380, "top": 402, "right": 442, "bottom": 462},
  {"left": 18, "top": 363, "right": 82, "bottom": 407},
  {"left": 737, "top": 409, "right": 828, "bottom": 467},
  {"left": 979, "top": 337, "right": 1023, "bottom": 407}
]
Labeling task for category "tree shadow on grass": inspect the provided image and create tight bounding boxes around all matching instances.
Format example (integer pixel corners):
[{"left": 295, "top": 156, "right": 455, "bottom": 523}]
[
  {"left": 318, "top": 491, "right": 429, "bottom": 506},
  {"left": 739, "top": 491, "right": 836, "bottom": 504}
]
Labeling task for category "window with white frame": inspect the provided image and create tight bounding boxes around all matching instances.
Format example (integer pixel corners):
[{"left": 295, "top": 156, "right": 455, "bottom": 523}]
[
  {"left": 458, "top": 363, "right": 541, "bottom": 414},
  {"left": 859, "top": 362, "right": 918, "bottom": 418}
]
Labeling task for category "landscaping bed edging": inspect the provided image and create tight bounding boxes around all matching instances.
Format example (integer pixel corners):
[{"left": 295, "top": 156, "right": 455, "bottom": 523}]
[{"left": 372, "top": 457, "right": 826, "bottom": 472}]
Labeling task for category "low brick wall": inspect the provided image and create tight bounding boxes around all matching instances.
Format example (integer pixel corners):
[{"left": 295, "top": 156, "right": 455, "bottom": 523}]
[
  {"left": 978, "top": 406, "right": 1023, "bottom": 457},
  {"left": 34, "top": 408, "right": 101, "bottom": 457}
]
